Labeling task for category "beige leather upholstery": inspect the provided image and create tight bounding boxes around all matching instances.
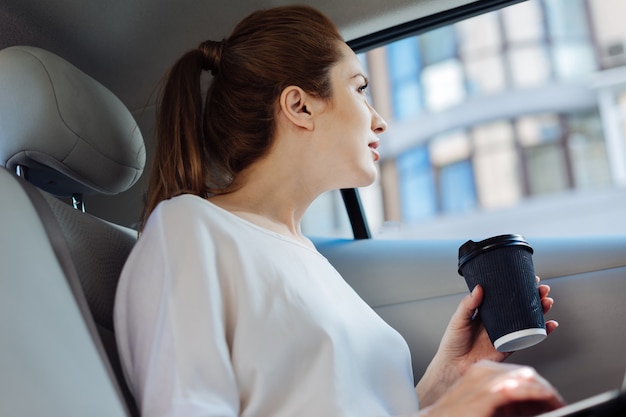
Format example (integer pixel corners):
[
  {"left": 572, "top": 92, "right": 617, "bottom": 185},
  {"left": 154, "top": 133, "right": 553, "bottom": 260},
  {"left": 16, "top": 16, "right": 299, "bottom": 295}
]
[{"left": 0, "top": 46, "right": 143, "bottom": 416}]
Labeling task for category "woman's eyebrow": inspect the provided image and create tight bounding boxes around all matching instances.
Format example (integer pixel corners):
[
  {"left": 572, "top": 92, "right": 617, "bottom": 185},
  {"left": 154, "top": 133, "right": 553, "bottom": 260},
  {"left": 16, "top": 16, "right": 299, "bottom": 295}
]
[{"left": 352, "top": 73, "right": 369, "bottom": 83}]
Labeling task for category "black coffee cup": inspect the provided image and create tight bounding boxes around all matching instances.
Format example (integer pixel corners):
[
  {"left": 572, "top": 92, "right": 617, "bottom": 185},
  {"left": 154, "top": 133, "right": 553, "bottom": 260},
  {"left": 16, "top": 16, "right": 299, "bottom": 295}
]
[{"left": 458, "top": 234, "right": 546, "bottom": 352}]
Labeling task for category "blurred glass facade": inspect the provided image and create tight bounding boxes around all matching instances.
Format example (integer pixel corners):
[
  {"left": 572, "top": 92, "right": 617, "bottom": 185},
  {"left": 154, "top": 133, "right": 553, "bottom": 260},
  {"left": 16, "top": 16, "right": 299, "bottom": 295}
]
[{"left": 303, "top": 0, "right": 626, "bottom": 239}]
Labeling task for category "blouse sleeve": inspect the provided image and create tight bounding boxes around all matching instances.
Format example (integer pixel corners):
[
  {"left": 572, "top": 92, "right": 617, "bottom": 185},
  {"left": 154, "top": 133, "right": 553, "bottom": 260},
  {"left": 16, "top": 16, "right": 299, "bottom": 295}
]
[{"left": 114, "top": 199, "right": 239, "bottom": 417}]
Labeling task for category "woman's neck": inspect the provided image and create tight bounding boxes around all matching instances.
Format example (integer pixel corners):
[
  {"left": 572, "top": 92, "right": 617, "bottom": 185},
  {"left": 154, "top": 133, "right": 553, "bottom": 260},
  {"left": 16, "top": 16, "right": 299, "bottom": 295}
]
[{"left": 208, "top": 160, "right": 320, "bottom": 249}]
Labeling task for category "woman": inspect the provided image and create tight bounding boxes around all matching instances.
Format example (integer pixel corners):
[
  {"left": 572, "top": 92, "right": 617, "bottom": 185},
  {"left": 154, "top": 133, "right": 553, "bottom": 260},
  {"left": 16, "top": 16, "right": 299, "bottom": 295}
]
[{"left": 114, "top": 5, "right": 564, "bottom": 417}]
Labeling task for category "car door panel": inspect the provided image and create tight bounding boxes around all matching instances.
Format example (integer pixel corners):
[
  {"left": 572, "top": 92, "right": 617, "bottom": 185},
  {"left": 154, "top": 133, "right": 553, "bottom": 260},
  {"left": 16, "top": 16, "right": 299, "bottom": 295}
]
[{"left": 314, "top": 236, "right": 626, "bottom": 403}]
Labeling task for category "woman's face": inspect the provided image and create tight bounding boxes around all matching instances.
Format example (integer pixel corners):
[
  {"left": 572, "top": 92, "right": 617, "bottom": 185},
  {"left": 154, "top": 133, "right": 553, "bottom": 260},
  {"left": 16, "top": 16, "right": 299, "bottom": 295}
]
[{"left": 312, "top": 42, "right": 387, "bottom": 189}]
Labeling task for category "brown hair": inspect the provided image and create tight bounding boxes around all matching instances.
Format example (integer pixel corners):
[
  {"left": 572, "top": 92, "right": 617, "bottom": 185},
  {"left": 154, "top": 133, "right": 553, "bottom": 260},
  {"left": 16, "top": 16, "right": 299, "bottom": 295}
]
[{"left": 141, "top": 5, "right": 344, "bottom": 229}]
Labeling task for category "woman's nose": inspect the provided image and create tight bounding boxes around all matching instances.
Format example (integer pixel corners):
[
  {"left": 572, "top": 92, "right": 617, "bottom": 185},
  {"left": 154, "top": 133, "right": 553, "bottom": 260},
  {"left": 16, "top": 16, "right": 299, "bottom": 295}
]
[{"left": 371, "top": 105, "right": 387, "bottom": 134}]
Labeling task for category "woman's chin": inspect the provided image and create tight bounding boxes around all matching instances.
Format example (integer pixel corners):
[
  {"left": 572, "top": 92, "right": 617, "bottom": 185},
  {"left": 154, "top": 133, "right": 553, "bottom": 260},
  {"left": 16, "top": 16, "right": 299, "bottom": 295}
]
[{"left": 345, "top": 170, "right": 378, "bottom": 189}]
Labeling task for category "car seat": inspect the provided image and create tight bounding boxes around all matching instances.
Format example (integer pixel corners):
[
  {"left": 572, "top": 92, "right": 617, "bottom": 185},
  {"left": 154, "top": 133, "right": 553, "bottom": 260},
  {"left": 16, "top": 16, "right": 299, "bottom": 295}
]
[{"left": 0, "top": 46, "right": 145, "bottom": 417}]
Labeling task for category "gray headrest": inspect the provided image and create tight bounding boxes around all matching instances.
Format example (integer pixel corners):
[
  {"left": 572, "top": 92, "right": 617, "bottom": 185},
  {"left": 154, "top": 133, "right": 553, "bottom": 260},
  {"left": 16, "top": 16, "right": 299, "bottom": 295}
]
[{"left": 0, "top": 46, "right": 145, "bottom": 196}]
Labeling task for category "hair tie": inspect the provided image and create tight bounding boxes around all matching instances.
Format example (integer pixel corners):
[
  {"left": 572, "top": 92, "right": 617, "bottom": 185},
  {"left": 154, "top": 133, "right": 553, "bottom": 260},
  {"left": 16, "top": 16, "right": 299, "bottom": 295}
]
[{"left": 198, "top": 39, "right": 225, "bottom": 76}]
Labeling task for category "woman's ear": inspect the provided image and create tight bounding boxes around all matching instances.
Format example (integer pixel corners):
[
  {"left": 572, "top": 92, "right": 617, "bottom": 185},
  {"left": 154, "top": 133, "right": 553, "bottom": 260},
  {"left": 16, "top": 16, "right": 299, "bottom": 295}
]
[{"left": 279, "top": 86, "right": 316, "bottom": 131}]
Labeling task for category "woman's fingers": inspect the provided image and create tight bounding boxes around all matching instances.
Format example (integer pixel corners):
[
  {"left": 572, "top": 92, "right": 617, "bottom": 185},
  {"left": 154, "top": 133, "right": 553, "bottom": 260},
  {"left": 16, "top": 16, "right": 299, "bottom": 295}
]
[
  {"left": 537, "top": 280, "right": 558, "bottom": 334},
  {"left": 425, "top": 361, "right": 566, "bottom": 417},
  {"left": 541, "top": 295, "right": 554, "bottom": 314},
  {"left": 545, "top": 320, "right": 559, "bottom": 335},
  {"left": 488, "top": 365, "right": 566, "bottom": 415}
]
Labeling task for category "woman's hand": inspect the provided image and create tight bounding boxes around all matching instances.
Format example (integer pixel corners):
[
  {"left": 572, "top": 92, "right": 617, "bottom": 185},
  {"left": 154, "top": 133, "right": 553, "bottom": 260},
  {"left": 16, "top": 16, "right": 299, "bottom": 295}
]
[
  {"left": 416, "top": 277, "right": 558, "bottom": 407},
  {"left": 418, "top": 361, "right": 566, "bottom": 417}
]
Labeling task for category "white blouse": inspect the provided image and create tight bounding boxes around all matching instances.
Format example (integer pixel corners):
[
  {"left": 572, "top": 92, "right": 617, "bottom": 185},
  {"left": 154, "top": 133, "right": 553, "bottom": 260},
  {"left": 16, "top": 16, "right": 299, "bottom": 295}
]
[{"left": 114, "top": 194, "right": 419, "bottom": 417}]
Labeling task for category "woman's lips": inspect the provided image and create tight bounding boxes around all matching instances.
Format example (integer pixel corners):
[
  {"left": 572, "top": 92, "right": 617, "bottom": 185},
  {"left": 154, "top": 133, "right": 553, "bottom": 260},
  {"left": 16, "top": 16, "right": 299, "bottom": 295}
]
[{"left": 369, "top": 140, "right": 380, "bottom": 161}]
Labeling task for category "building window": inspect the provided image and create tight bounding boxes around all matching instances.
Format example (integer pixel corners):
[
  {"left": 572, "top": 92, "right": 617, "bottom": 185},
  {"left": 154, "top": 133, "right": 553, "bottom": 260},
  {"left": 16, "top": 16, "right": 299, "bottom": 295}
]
[
  {"left": 430, "top": 130, "right": 475, "bottom": 213},
  {"left": 387, "top": 37, "right": 422, "bottom": 120},
  {"left": 508, "top": 45, "right": 551, "bottom": 87},
  {"left": 422, "top": 60, "right": 466, "bottom": 111},
  {"left": 546, "top": 0, "right": 597, "bottom": 80},
  {"left": 439, "top": 160, "right": 476, "bottom": 214},
  {"left": 516, "top": 114, "right": 569, "bottom": 196},
  {"left": 397, "top": 146, "right": 436, "bottom": 222},
  {"left": 501, "top": 1, "right": 545, "bottom": 44},
  {"left": 567, "top": 112, "right": 611, "bottom": 189},
  {"left": 420, "top": 25, "right": 458, "bottom": 65},
  {"left": 472, "top": 121, "right": 522, "bottom": 209}
]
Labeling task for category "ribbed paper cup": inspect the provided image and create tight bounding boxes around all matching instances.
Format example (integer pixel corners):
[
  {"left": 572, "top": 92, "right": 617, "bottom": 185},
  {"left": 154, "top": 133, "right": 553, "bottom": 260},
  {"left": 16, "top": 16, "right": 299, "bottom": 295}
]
[{"left": 458, "top": 234, "right": 546, "bottom": 352}]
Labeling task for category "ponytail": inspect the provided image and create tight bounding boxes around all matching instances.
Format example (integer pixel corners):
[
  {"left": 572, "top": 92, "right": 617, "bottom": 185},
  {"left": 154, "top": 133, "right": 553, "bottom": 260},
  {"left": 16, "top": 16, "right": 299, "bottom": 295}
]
[{"left": 141, "top": 42, "right": 222, "bottom": 231}]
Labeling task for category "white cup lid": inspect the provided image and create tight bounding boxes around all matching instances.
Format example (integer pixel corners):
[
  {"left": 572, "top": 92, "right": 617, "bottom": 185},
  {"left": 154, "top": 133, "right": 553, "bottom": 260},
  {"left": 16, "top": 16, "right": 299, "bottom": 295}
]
[{"left": 494, "top": 328, "right": 547, "bottom": 352}]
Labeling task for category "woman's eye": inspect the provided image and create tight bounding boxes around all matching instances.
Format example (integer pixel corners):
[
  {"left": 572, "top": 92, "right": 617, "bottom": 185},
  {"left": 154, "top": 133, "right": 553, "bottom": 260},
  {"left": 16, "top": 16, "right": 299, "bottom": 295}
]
[{"left": 358, "top": 82, "right": 369, "bottom": 94}]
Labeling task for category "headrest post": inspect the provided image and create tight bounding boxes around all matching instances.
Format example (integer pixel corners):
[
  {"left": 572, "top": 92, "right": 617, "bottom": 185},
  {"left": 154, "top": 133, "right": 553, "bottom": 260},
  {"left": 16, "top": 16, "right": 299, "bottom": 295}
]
[
  {"left": 15, "top": 165, "right": 29, "bottom": 180},
  {"left": 72, "top": 193, "right": 85, "bottom": 212}
]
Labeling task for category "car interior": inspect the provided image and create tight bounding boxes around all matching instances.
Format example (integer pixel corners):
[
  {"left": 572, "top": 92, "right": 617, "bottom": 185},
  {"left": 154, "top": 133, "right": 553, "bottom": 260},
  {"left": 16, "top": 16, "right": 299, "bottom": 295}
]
[{"left": 1, "top": 0, "right": 625, "bottom": 416}]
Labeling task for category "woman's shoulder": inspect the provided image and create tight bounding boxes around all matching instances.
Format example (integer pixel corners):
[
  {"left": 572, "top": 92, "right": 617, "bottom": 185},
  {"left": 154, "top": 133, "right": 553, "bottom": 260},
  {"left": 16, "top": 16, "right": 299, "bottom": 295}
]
[
  {"left": 143, "top": 194, "right": 222, "bottom": 237},
  {"left": 154, "top": 193, "right": 211, "bottom": 214},
  {"left": 149, "top": 194, "right": 219, "bottom": 223}
]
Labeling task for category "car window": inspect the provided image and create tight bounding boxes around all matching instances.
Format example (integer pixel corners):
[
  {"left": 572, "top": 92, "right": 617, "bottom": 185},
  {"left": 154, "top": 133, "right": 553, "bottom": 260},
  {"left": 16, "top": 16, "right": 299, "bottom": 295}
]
[{"left": 303, "top": 0, "right": 626, "bottom": 240}]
